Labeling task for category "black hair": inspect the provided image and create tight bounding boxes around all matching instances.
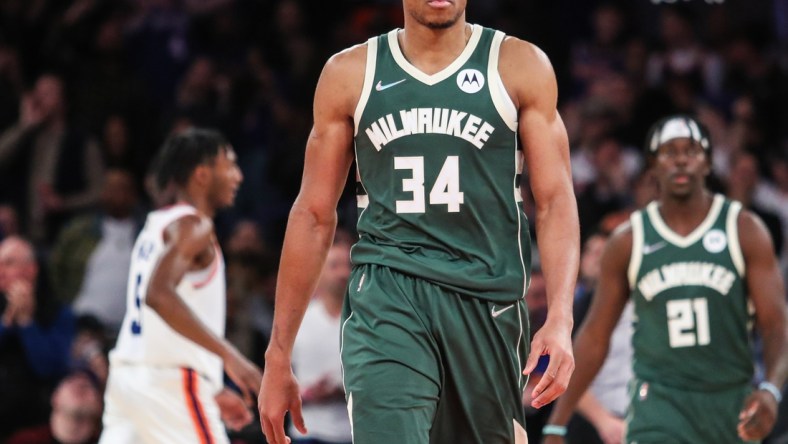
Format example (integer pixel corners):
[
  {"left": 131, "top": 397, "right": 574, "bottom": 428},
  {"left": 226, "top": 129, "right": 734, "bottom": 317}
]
[{"left": 154, "top": 128, "right": 229, "bottom": 190}]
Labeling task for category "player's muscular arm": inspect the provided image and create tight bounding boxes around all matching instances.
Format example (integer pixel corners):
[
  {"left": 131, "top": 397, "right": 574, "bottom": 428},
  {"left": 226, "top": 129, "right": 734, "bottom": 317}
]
[
  {"left": 736, "top": 211, "right": 788, "bottom": 441},
  {"left": 543, "top": 227, "right": 632, "bottom": 443},
  {"left": 500, "top": 38, "right": 580, "bottom": 406},
  {"left": 259, "top": 45, "right": 363, "bottom": 444}
]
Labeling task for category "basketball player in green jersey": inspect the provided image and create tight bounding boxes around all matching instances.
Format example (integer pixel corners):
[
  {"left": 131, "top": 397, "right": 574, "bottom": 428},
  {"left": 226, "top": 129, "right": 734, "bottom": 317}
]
[
  {"left": 543, "top": 115, "right": 788, "bottom": 444},
  {"left": 258, "top": 0, "right": 580, "bottom": 443}
]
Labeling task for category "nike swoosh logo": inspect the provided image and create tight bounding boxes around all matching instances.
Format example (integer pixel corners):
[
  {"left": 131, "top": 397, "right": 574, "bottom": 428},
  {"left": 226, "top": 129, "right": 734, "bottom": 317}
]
[
  {"left": 375, "top": 79, "right": 406, "bottom": 91},
  {"left": 643, "top": 241, "right": 667, "bottom": 255},
  {"left": 491, "top": 303, "right": 516, "bottom": 318}
]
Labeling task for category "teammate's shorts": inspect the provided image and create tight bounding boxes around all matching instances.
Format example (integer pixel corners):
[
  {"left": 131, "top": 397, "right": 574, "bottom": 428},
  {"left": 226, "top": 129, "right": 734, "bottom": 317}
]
[
  {"left": 341, "top": 264, "right": 530, "bottom": 444},
  {"left": 99, "top": 364, "right": 228, "bottom": 444},
  {"left": 626, "top": 378, "right": 754, "bottom": 444}
]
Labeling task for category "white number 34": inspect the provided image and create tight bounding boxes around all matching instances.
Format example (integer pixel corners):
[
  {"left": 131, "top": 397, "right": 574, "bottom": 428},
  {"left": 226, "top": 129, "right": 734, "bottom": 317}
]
[{"left": 395, "top": 156, "right": 464, "bottom": 213}]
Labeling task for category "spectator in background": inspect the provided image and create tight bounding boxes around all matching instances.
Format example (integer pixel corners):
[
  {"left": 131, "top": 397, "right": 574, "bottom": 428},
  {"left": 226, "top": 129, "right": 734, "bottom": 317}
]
[
  {"left": 0, "top": 73, "right": 104, "bottom": 245},
  {"left": 49, "top": 168, "right": 141, "bottom": 334},
  {"left": 290, "top": 231, "right": 353, "bottom": 444},
  {"left": 754, "top": 151, "right": 788, "bottom": 281},
  {"left": 6, "top": 370, "right": 103, "bottom": 444},
  {"left": 726, "top": 151, "right": 784, "bottom": 257},
  {"left": 0, "top": 203, "right": 20, "bottom": 240},
  {"left": 0, "top": 236, "right": 75, "bottom": 439}
]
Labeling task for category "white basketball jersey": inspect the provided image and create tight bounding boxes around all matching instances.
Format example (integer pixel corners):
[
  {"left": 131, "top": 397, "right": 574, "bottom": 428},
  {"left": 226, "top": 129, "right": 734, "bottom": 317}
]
[{"left": 111, "top": 204, "right": 226, "bottom": 390}]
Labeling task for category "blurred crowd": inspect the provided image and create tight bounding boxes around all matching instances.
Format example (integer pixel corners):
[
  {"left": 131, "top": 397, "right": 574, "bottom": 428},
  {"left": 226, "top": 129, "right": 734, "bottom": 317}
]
[{"left": 0, "top": 0, "right": 786, "bottom": 443}]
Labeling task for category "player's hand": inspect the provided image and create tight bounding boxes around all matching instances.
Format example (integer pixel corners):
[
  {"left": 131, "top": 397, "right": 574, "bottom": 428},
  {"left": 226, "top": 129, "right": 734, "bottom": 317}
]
[
  {"left": 258, "top": 354, "right": 306, "bottom": 444},
  {"left": 523, "top": 317, "right": 574, "bottom": 409},
  {"left": 737, "top": 389, "right": 778, "bottom": 441},
  {"left": 223, "top": 348, "right": 262, "bottom": 406},
  {"left": 215, "top": 388, "right": 253, "bottom": 431}
]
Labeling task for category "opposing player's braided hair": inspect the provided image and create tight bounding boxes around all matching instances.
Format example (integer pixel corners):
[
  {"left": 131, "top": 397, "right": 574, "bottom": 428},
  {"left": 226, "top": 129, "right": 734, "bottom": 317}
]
[{"left": 154, "top": 128, "right": 229, "bottom": 190}]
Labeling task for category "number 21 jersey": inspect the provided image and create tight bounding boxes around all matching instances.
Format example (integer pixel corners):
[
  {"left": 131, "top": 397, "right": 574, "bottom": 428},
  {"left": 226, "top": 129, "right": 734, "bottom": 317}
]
[{"left": 629, "top": 195, "right": 751, "bottom": 391}]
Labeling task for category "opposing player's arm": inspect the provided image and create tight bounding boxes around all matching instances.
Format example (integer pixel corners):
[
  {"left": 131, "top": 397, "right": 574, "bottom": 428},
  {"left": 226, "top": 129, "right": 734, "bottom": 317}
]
[
  {"left": 500, "top": 37, "right": 579, "bottom": 406},
  {"left": 737, "top": 210, "right": 788, "bottom": 441},
  {"left": 543, "top": 225, "right": 632, "bottom": 440},
  {"left": 259, "top": 44, "right": 364, "bottom": 444},
  {"left": 146, "top": 215, "right": 230, "bottom": 357}
]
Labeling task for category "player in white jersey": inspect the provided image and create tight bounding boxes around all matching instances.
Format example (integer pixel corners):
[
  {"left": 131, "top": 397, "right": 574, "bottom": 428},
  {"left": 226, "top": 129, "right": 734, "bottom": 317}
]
[{"left": 100, "top": 128, "right": 262, "bottom": 444}]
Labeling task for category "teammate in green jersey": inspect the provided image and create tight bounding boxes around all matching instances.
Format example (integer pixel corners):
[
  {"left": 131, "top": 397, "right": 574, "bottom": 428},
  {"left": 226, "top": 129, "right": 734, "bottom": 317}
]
[
  {"left": 543, "top": 115, "right": 788, "bottom": 444},
  {"left": 257, "top": 0, "right": 580, "bottom": 443}
]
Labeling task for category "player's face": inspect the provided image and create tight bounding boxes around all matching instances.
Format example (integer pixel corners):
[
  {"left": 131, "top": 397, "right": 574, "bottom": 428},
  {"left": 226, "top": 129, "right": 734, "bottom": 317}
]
[
  {"left": 653, "top": 138, "right": 710, "bottom": 199},
  {"left": 209, "top": 147, "right": 243, "bottom": 209},
  {"left": 404, "top": 0, "right": 466, "bottom": 30}
]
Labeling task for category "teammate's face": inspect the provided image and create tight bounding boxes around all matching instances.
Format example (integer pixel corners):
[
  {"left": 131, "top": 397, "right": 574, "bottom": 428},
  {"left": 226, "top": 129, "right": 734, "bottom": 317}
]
[
  {"left": 405, "top": 0, "right": 466, "bottom": 30},
  {"left": 209, "top": 147, "right": 243, "bottom": 209},
  {"left": 653, "top": 138, "right": 710, "bottom": 199}
]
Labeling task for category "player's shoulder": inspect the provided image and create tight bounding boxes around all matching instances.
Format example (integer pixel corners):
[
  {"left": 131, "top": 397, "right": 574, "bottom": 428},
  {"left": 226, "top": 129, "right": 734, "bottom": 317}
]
[
  {"left": 497, "top": 36, "right": 556, "bottom": 106},
  {"left": 323, "top": 41, "right": 368, "bottom": 82},
  {"left": 162, "top": 212, "right": 213, "bottom": 247},
  {"left": 605, "top": 218, "right": 635, "bottom": 266}
]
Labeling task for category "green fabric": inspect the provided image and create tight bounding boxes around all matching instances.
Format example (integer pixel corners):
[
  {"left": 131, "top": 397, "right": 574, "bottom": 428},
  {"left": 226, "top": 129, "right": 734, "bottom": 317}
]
[
  {"left": 351, "top": 26, "right": 530, "bottom": 303},
  {"left": 341, "top": 264, "right": 529, "bottom": 444},
  {"left": 631, "top": 196, "right": 752, "bottom": 391},
  {"left": 626, "top": 378, "right": 755, "bottom": 444}
]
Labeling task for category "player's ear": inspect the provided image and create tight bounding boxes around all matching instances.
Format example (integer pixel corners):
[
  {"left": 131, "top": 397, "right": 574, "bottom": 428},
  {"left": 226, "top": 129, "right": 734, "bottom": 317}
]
[{"left": 192, "top": 164, "right": 211, "bottom": 186}]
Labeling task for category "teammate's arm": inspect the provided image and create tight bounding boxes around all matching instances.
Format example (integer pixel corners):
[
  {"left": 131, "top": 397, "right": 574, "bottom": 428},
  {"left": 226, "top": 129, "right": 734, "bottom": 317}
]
[
  {"left": 146, "top": 215, "right": 262, "bottom": 402},
  {"left": 499, "top": 38, "right": 580, "bottom": 408},
  {"left": 542, "top": 226, "right": 632, "bottom": 444},
  {"left": 736, "top": 210, "right": 788, "bottom": 441},
  {"left": 258, "top": 45, "right": 363, "bottom": 444}
]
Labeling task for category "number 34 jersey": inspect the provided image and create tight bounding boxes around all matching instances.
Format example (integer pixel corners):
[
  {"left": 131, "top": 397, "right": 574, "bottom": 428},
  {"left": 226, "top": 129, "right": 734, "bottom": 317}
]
[
  {"left": 628, "top": 195, "right": 752, "bottom": 391},
  {"left": 351, "top": 25, "right": 531, "bottom": 303},
  {"left": 111, "top": 204, "right": 226, "bottom": 391}
]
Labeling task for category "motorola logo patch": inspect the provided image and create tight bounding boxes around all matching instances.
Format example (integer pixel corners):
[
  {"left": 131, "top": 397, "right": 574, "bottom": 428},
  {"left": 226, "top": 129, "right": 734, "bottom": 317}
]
[{"left": 456, "top": 69, "right": 484, "bottom": 94}]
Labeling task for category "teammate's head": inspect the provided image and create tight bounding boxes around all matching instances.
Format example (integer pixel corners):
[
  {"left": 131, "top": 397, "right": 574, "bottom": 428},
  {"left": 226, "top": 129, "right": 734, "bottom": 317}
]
[
  {"left": 404, "top": 0, "right": 466, "bottom": 30},
  {"left": 155, "top": 128, "right": 243, "bottom": 209},
  {"left": 644, "top": 115, "right": 711, "bottom": 199}
]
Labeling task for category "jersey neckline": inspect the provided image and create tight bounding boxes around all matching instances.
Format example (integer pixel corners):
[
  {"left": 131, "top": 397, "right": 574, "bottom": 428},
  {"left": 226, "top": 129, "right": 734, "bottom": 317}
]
[
  {"left": 646, "top": 194, "right": 724, "bottom": 248},
  {"left": 387, "top": 24, "right": 482, "bottom": 86}
]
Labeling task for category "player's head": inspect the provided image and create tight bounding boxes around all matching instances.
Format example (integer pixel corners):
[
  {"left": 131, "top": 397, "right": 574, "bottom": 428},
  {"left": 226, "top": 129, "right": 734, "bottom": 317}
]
[
  {"left": 644, "top": 115, "right": 711, "bottom": 199},
  {"left": 155, "top": 128, "right": 243, "bottom": 210},
  {"left": 404, "top": 0, "right": 466, "bottom": 30}
]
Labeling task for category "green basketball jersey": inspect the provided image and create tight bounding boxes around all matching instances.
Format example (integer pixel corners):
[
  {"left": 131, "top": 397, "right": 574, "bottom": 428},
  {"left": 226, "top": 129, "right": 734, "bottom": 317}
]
[
  {"left": 629, "top": 194, "right": 752, "bottom": 391},
  {"left": 350, "top": 25, "right": 530, "bottom": 303}
]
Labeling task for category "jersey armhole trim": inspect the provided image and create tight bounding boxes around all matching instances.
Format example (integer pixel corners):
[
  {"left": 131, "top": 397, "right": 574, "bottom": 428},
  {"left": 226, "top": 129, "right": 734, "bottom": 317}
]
[
  {"left": 628, "top": 212, "right": 644, "bottom": 289},
  {"left": 726, "top": 201, "right": 745, "bottom": 275},
  {"left": 488, "top": 32, "right": 518, "bottom": 132},
  {"left": 353, "top": 37, "right": 378, "bottom": 136}
]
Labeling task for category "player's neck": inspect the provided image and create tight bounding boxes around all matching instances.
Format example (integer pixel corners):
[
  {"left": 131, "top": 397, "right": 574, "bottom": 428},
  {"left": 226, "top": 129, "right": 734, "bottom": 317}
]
[
  {"left": 399, "top": 19, "right": 470, "bottom": 75},
  {"left": 658, "top": 190, "right": 714, "bottom": 235},
  {"left": 175, "top": 192, "right": 215, "bottom": 218}
]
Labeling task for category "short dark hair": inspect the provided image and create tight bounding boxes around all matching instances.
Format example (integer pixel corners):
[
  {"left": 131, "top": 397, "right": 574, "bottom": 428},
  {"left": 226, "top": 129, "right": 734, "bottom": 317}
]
[{"left": 154, "top": 128, "right": 229, "bottom": 190}]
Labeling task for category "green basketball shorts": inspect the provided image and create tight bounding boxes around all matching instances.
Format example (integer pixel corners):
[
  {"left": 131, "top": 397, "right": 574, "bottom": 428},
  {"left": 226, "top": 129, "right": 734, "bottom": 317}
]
[
  {"left": 340, "top": 264, "right": 530, "bottom": 444},
  {"left": 626, "top": 378, "right": 755, "bottom": 444}
]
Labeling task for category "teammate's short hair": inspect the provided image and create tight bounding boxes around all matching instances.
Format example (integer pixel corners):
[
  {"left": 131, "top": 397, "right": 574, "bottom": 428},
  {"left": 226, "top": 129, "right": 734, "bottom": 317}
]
[
  {"left": 154, "top": 128, "right": 230, "bottom": 189},
  {"left": 644, "top": 114, "right": 711, "bottom": 157}
]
